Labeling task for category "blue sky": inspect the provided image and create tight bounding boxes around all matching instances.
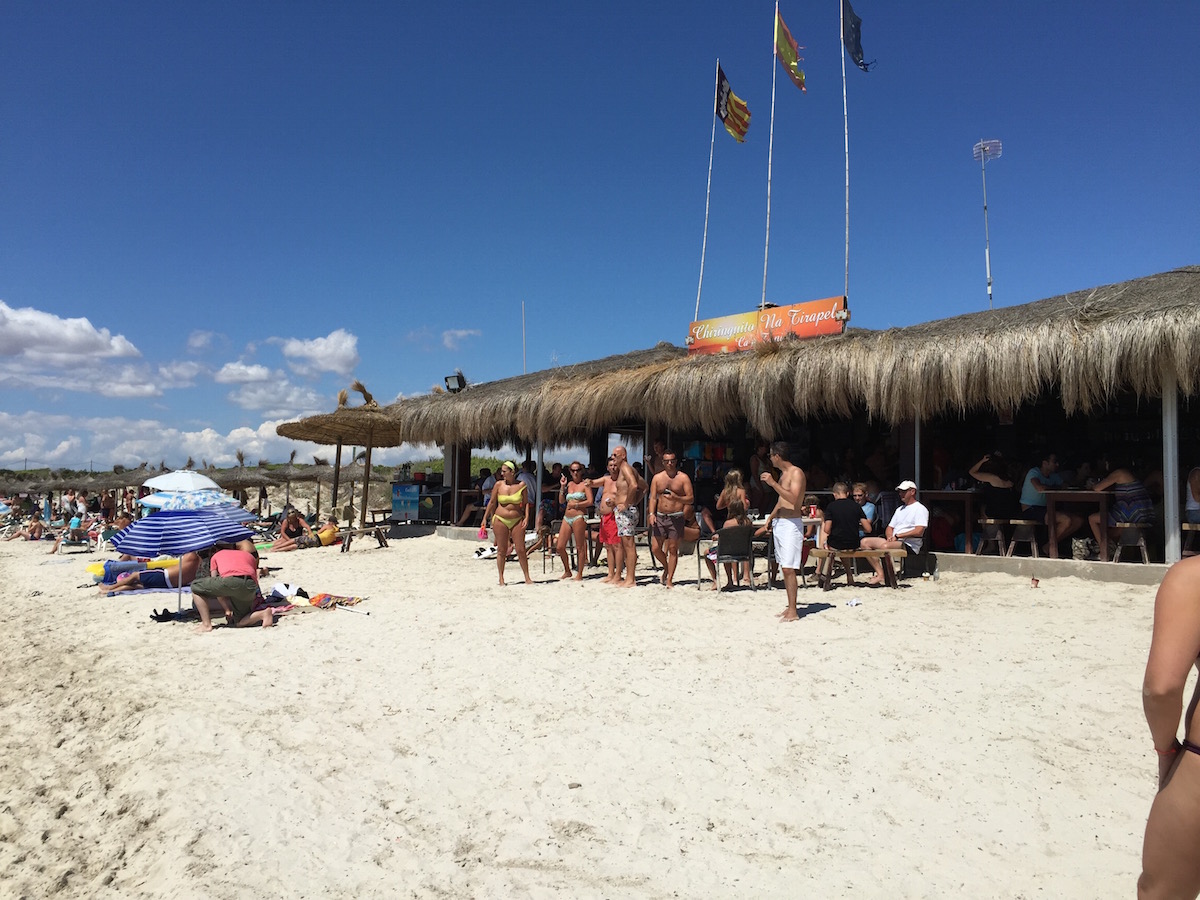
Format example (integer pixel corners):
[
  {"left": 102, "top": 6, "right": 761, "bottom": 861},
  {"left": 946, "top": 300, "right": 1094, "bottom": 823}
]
[{"left": 2, "top": 1, "right": 1197, "bottom": 471}]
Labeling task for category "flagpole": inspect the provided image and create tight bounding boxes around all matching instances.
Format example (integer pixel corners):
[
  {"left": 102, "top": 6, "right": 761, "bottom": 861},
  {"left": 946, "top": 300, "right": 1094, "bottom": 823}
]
[
  {"left": 762, "top": 2, "right": 780, "bottom": 310},
  {"left": 840, "top": 0, "right": 850, "bottom": 299},
  {"left": 696, "top": 58, "right": 720, "bottom": 322}
]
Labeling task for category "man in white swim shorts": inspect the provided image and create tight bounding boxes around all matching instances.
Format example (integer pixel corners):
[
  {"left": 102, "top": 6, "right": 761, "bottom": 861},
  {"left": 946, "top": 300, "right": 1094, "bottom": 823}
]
[{"left": 761, "top": 441, "right": 807, "bottom": 622}]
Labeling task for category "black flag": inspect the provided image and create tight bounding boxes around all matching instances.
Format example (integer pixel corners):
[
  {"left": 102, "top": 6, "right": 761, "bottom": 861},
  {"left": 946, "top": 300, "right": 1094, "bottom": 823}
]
[{"left": 842, "top": 0, "right": 874, "bottom": 72}]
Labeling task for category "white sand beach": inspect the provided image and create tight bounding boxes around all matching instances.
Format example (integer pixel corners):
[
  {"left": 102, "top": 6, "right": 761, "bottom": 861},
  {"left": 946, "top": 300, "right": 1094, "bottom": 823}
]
[{"left": 0, "top": 533, "right": 1168, "bottom": 897}]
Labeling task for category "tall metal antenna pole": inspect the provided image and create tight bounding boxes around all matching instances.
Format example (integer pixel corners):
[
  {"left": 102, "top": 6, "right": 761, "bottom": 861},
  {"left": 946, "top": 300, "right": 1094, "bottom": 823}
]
[{"left": 972, "top": 138, "right": 1002, "bottom": 309}]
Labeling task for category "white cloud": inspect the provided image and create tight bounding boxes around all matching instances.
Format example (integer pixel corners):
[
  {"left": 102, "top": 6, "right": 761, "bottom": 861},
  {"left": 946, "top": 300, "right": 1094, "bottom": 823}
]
[
  {"left": 157, "top": 361, "right": 205, "bottom": 388},
  {"left": 186, "top": 330, "right": 218, "bottom": 352},
  {"left": 214, "top": 362, "right": 273, "bottom": 384},
  {"left": 275, "top": 329, "right": 359, "bottom": 376},
  {"left": 226, "top": 381, "right": 326, "bottom": 419},
  {"left": 0, "top": 410, "right": 440, "bottom": 472},
  {"left": 0, "top": 301, "right": 140, "bottom": 366},
  {"left": 442, "top": 328, "right": 481, "bottom": 350}
]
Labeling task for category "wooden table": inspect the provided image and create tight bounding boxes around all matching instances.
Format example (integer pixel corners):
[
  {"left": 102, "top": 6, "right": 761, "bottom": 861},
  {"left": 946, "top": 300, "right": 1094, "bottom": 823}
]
[
  {"left": 920, "top": 490, "right": 979, "bottom": 553},
  {"left": 1042, "top": 490, "right": 1112, "bottom": 559},
  {"left": 368, "top": 508, "right": 392, "bottom": 526}
]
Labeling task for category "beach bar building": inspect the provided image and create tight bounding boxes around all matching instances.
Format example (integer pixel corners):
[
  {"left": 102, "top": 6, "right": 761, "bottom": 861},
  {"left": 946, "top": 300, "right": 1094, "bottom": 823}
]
[{"left": 383, "top": 266, "right": 1200, "bottom": 562}]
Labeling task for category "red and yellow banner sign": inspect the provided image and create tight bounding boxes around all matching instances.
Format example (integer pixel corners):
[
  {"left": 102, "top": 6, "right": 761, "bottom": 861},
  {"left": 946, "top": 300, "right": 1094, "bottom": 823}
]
[{"left": 686, "top": 296, "right": 848, "bottom": 355}]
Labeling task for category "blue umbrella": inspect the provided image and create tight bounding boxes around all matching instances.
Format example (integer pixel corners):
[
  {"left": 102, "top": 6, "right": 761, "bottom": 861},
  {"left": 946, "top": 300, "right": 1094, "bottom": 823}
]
[
  {"left": 110, "top": 509, "right": 254, "bottom": 611},
  {"left": 139, "top": 490, "right": 258, "bottom": 522}
]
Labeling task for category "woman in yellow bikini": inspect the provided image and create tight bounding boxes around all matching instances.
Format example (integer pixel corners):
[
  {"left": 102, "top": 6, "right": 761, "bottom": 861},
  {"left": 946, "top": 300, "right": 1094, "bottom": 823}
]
[
  {"left": 483, "top": 461, "right": 532, "bottom": 585},
  {"left": 555, "top": 462, "right": 594, "bottom": 581}
]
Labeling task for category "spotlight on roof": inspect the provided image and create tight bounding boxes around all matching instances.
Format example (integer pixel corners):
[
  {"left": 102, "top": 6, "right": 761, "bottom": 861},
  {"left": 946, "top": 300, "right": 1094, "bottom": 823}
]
[{"left": 444, "top": 371, "right": 466, "bottom": 393}]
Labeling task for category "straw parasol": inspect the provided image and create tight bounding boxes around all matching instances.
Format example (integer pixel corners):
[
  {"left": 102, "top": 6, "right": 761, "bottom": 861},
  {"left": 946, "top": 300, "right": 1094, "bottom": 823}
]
[
  {"left": 213, "top": 450, "right": 274, "bottom": 493},
  {"left": 269, "top": 450, "right": 309, "bottom": 507},
  {"left": 276, "top": 381, "right": 404, "bottom": 530}
]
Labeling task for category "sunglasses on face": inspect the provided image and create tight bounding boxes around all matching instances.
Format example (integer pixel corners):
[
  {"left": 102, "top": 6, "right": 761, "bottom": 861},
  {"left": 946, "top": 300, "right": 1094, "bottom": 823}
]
[{"left": 570, "top": 468, "right": 582, "bottom": 473}]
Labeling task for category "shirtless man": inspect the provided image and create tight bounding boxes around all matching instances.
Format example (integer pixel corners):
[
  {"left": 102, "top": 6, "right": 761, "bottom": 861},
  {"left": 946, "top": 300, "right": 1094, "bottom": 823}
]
[
  {"left": 760, "top": 441, "right": 807, "bottom": 622},
  {"left": 648, "top": 449, "right": 694, "bottom": 588},
  {"left": 612, "top": 445, "right": 648, "bottom": 588},
  {"left": 585, "top": 456, "right": 622, "bottom": 583}
]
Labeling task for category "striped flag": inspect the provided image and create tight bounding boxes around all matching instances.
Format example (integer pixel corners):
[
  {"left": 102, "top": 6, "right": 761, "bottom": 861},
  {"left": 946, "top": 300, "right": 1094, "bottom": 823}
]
[
  {"left": 716, "top": 65, "right": 751, "bottom": 142},
  {"left": 774, "top": 8, "right": 806, "bottom": 92}
]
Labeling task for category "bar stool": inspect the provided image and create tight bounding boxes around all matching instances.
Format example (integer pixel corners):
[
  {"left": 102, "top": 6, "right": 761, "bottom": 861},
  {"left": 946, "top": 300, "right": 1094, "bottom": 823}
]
[
  {"left": 1111, "top": 523, "right": 1150, "bottom": 563},
  {"left": 1006, "top": 520, "right": 1042, "bottom": 557},
  {"left": 1183, "top": 522, "right": 1200, "bottom": 556},
  {"left": 976, "top": 518, "right": 1010, "bottom": 556}
]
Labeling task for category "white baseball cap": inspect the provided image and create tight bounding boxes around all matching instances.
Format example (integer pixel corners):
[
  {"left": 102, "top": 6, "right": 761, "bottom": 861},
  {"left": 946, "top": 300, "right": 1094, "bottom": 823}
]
[{"left": 896, "top": 480, "right": 917, "bottom": 492}]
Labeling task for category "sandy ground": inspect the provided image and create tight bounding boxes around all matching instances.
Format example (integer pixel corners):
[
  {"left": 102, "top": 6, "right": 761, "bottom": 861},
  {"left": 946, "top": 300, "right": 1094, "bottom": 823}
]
[{"left": 0, "top": 530, "right": 1167, "bottom": 898}]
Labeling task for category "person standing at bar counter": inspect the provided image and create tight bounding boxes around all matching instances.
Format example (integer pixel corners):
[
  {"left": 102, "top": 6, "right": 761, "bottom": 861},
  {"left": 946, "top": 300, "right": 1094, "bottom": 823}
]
[{"left": 760, "top": 442, "right": 807, "bottom": 622}]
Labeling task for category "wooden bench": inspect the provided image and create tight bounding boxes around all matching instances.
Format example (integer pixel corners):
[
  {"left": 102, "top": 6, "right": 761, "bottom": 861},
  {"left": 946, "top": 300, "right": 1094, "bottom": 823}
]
[
  {"left": 339, "top": 526, "right": 390, "bottom": 553},
  {"left": 809, "top": 548, "right": 906, "bottom": 590}
]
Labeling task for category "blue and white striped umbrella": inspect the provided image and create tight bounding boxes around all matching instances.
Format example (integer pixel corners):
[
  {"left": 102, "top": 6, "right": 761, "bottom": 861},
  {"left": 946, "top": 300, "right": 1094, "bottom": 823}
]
[
  {"left": 111, "top": 508, "right": 254, "bottom": 558},
  {"left": 109, "top": 509, "right": 254, "bottom": 613}
]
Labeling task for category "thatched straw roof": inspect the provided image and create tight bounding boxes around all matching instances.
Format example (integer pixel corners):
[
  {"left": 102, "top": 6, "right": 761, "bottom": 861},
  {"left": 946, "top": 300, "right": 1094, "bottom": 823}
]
[
  {"left": 391, "top": 343, "right": 688, "bottom": 447},
  {"left": 276, "top": 381, "right": 404, "bottom": 448},
  {"left": 384, "top": 266, "right": 1200, "bottom": 445}
]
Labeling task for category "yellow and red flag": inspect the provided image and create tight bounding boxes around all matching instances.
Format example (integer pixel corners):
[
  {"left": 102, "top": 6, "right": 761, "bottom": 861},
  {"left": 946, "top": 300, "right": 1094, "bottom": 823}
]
[
  {"left": 775, "top": 8, "right": 806, "bottom": 92},
  {"left": 716, "top": 65, "right": 751, "bottom": 142}
]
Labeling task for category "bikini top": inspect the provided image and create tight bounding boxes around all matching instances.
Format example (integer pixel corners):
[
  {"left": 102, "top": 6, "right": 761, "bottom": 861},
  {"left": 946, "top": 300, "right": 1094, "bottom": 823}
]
[
  {"left": 497, "top": 484, "right": 526, "bottom": 505},
  {"left": 566, "top": 491, "right": 587, "bottom": 501}
]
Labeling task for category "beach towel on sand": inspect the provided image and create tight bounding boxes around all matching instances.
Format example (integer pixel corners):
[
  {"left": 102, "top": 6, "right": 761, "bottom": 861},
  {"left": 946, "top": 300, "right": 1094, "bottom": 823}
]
[
  {"left": 308, "top": 593, "right": 365, "bottom": 609},
  {"left": 105, "top": 586, "right": 193, "bottom": 598}
]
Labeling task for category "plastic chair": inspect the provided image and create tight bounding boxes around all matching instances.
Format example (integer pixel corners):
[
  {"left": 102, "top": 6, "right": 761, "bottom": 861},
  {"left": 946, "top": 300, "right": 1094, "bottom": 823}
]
[{"left": 715, "top": 524, "right": 755, "bottom": 591}]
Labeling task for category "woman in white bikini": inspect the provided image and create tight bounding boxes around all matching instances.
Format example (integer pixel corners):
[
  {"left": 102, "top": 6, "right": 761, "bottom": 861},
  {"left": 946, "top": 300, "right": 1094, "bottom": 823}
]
[{"left": 555, "top": 462, "right": 594, "bottom": 581}]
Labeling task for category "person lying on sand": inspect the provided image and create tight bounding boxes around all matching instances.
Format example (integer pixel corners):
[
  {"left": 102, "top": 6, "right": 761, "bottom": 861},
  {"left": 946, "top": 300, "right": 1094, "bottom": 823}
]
[{"left": 102, "top": 551, "right": 202, "bottom": 594}]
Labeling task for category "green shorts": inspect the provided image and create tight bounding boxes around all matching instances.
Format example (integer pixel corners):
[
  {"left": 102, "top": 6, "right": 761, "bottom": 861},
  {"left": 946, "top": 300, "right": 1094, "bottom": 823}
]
[{"left": 191, "top": 575, "right": 258, "bottom": 620}]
